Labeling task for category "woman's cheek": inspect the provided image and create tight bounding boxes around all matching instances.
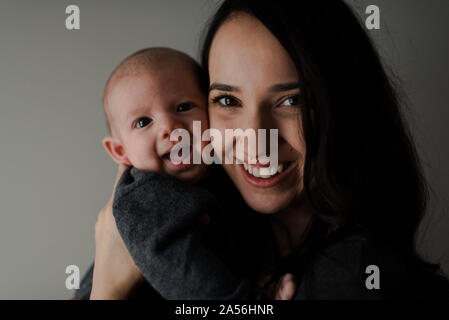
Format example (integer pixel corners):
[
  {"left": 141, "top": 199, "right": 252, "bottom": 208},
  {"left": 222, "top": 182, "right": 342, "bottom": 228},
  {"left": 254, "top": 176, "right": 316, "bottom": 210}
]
[
  {"left": 209, "top": 126, "right": 227, "bottom": 163},
  {"left": 280, "top": 118, "right": 306, "bottom": 155}
]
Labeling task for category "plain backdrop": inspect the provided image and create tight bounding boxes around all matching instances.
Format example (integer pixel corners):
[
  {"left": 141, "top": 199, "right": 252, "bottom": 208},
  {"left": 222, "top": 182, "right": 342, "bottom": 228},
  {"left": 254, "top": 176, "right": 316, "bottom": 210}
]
[{"left": 0, "top": 0, "right": 447, "bottom": 299}]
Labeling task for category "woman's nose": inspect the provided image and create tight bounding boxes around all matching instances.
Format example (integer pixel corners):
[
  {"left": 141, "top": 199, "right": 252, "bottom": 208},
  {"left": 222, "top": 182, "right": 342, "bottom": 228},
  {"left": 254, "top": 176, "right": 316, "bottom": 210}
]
[{"left": 240, "top": 107, "right": 276, "bottom": 160}]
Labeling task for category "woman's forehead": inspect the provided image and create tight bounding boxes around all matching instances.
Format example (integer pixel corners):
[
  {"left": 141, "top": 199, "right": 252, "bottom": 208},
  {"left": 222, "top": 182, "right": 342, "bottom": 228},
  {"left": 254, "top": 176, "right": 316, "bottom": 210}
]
[{"left": 208, "top": 14, "right": 299, "bottom": 88}]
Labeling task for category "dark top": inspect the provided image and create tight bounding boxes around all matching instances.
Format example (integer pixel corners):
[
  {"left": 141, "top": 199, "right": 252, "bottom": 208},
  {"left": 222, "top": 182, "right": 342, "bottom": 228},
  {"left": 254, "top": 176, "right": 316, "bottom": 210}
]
[{"left": 74, "top": 166, "right": 449, "bottom": 300}]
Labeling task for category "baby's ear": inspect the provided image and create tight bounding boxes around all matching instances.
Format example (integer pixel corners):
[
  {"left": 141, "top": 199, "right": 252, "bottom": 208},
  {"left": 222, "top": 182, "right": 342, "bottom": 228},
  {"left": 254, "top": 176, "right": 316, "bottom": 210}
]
[{"left": 102, "top": 136, "right": 131, "bottom": 165}]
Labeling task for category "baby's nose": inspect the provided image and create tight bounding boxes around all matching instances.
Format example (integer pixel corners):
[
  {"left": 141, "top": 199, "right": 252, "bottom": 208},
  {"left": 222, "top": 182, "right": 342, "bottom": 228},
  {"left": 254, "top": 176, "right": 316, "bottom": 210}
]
[{"left": 157, "top": 116, "right": 184, "bottom": 140}]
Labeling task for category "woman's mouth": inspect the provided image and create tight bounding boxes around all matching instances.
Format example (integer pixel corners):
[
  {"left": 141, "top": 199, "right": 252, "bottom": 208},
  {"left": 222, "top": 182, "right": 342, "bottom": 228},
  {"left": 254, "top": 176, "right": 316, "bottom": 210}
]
[{"left": 240, "top": 161, "right": 295, "bottom": 188}]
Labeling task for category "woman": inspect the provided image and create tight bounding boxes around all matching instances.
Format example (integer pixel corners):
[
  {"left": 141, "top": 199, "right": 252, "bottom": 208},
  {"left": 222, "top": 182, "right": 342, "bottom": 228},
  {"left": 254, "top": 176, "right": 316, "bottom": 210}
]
[{"left": 87, "top": 0, "right": 448, "bottom": 299}]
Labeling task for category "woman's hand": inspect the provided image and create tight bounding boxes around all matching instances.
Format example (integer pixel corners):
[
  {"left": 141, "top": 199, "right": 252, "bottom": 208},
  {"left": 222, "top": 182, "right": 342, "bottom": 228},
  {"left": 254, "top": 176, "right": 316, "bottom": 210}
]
[
  {"left": 273, "top": 273, "right": 297, "bottom": 300},
  {"left": 90, "top": 164, "right": 144, "bottom": 300},
  {"left": 264, "top": 273, "right": 297, "bottom": 300},
  {"left": 89, "top": 163, "right": 296, "bottom": 300}
]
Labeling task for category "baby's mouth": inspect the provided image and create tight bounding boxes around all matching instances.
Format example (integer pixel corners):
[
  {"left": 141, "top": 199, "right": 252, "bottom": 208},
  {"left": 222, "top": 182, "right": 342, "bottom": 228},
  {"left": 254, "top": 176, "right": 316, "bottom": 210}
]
[
  {"left": 162, "top": 145, "right": 191, "bottom": 161},
  {"left": 162, "top": 152, "right": 172, "bottom": 160},
  {"left": 161, "top": 145, "right": 194, "bottom": 170}
]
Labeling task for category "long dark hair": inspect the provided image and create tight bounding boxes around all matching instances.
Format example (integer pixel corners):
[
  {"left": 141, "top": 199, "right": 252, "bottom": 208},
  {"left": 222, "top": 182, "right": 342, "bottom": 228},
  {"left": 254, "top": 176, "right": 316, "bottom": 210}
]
[{"left": 201, "top": 0, "right": 447, "bottom": 296}]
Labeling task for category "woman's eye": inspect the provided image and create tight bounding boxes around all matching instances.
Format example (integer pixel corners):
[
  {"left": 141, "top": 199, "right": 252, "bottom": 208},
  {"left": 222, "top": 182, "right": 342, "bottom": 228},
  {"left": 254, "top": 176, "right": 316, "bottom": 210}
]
[
  {"left": 135, "top": 117, "right": 152, "bottom": 128},
  {"left": 212, "top": 95, "right": 239, "bottom": 107},
  {"left": 280, "top": 95, "right": 301, "bottom": 107},
  {"left": 176, "top": 103, "right": 194, "bottom": 112}
]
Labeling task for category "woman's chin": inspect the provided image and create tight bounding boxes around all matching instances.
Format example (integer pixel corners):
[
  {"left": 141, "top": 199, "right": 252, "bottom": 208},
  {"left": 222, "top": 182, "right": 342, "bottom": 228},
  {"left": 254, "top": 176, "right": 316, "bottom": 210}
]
[
  {"left": 240, "top": 190, "right": 297, "bottom": 215},
  {"left": 224, "top": 163, "right": 302, "bottom": 214}
]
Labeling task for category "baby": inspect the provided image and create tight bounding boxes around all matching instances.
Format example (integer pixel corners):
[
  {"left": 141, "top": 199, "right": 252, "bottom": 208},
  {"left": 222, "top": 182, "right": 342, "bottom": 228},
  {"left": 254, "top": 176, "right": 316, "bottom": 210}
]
[
  {"left": 102, "top": 47, "right": 208, "bottom": 183},
  {"left": 76, "top": 47, "right": 295, "bottom": 300}
]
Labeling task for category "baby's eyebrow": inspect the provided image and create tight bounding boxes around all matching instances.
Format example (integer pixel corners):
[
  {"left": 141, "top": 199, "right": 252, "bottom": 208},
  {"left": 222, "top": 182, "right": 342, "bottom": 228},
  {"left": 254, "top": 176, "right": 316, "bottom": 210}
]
[
  {"left": 125, "top": 112, "right": 144, "bottom": 125},
  {"left": 126, "top": 110, "right": 140, "bottom": 120},
  {"left": 126, "top": 105, "right": 150, "bottom": 119}
]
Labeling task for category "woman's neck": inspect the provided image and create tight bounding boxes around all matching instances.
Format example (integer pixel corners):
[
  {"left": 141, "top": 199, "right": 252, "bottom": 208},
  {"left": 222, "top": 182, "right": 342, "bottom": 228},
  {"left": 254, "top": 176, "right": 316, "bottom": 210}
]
[{"left": 268, "top": 196, "right": 313, "bottom": 258}]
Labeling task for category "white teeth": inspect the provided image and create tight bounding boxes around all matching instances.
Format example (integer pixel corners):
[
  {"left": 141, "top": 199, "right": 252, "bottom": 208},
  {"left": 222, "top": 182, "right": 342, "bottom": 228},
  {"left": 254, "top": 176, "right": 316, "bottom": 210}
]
[
  {"left": 243, "top": 163, "right": 287, "bottom": 179},
  {"left": 278, "top": 164, "right": 284, "bottom": 174},
  {"left": 252, "top": 167, "right": 260, "bottom": 178}
]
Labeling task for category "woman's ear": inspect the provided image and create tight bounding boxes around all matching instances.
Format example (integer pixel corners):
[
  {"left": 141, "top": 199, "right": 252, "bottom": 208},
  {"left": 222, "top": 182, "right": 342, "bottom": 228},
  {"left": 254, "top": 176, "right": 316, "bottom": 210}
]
[{"left": 102, "top": 136, "right": 131, "bottom": 165}]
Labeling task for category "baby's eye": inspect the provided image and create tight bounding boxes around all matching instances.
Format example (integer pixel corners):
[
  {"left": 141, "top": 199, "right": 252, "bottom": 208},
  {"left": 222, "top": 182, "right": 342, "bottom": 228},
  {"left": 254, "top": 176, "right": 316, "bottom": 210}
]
[
  {"left": 176, "top": 103, "right": 195, "bottom": 112},
  {"left": 212, "top": 95, "right": 240, "bottom": 107},
  {"left": 135, "top": 117, "right": 152, "bottom": 128}
]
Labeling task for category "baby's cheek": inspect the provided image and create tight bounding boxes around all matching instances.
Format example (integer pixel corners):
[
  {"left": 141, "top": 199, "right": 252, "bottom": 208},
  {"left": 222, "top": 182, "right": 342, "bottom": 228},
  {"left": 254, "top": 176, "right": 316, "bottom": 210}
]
[{"left": 128, "top": 142, "right": 162, "bottom": 172}]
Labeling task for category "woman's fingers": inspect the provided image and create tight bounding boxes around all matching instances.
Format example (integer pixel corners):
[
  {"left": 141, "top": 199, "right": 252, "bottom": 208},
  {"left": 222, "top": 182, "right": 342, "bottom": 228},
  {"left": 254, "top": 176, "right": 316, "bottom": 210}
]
[
  {"left": 91, "top": 184, "right": 143, "bottom": 299},
  {"left": 274, "top": 273, "right": 297, "bottom": 300},
  {"left": 98, "top": 164, "right": 128, "bottom": 235}
]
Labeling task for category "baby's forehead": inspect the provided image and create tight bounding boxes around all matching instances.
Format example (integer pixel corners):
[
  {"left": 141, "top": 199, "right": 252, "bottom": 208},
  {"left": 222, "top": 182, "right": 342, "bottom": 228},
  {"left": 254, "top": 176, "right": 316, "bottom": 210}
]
[
  {"left": 106, "top": 68, "right": 200, "bottom": 130},
  {"left": 108, "top": 56, "right": 201, "bottom": 98},
  {"left": 110, "top": 70, "right": 163, "bottom": 94},
  {"left": 105, "top": 73, "right": 159, "bottom": 120},
  {"left": 103, "top": 48, "right": 206, "bottom": 134},
  {"left": 107, "top": 63, "right": 198, "bottom": 107},
  {"left": 114, "top": 52, "right": 199, "bottom": 84}
]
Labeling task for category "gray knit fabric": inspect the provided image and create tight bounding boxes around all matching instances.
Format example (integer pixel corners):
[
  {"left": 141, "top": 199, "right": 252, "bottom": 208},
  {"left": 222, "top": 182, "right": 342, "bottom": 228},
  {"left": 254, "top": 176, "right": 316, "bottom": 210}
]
[
  {"left": 74, "top": 167, "right": 448, "bottom": 300},
  {"left": 111, "top": 167, "right": 265, "bottom": 299}
]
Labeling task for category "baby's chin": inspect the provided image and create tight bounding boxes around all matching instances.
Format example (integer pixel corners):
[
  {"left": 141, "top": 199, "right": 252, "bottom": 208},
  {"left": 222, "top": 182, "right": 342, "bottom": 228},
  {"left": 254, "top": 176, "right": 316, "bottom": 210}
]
[
  {"left": 165, "top": 162, "right": 208, "bottom": 184},
  {"left": 134, "top": 161, "right": 207, "bottom": 184},
  {"left": 169, "top": 164, "right": 207, "bottom": 184}
]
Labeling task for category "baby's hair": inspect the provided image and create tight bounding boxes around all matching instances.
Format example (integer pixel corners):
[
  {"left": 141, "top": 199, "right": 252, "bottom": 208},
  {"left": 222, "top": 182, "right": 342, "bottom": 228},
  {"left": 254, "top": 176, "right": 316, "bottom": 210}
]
[{"left": 102, "top": 47, "right": 207, "bottom": 135}]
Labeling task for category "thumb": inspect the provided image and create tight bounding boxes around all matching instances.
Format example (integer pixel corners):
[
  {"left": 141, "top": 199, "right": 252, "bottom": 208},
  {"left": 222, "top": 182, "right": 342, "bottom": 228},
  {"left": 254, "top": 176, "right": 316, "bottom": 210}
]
[{"left": 274, "top": 273, "right": 297, "bottom": 300}]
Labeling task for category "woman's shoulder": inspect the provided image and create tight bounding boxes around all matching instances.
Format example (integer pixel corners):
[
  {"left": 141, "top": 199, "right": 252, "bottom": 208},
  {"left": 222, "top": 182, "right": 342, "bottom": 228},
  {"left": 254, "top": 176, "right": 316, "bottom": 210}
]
[{"left": 294, "top": 228, "right": 413, "bottom": 299}]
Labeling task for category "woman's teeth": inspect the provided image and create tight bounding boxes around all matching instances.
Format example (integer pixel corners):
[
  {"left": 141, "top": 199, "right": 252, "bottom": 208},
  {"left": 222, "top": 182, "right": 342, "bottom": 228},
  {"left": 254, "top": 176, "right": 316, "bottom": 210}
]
[{"left": 243, "top": 163, "right": 285, "bottom": 179}]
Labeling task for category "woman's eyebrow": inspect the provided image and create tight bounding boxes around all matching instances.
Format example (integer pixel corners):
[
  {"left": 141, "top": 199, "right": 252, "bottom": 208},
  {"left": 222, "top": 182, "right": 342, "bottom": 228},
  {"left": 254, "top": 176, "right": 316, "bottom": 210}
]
[
  {"left": 269, "top": 82, "right": 300, "bottom": 92},
  {"left": 209, "top": 83, "right": 240, "bottom": 93}
]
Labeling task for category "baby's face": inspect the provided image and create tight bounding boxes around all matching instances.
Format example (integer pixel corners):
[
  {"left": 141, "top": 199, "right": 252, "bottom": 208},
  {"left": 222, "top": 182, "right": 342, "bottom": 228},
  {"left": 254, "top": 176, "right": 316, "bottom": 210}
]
[{"left": 106, "top": 66, "right": 208, "bottom": 183}]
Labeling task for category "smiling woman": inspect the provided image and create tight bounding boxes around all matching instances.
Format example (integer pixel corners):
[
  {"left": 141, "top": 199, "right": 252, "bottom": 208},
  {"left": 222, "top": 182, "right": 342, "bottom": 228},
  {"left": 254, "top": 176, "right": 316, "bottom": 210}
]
[
  {"left": 200, "top": 0, "right": 449, "bottom": 298},
  {"left": 206, "top": 11, "right": 306, "bottom": 215},
  {"left": 74, "top": 0, "right": 449, "bottom": 302}
]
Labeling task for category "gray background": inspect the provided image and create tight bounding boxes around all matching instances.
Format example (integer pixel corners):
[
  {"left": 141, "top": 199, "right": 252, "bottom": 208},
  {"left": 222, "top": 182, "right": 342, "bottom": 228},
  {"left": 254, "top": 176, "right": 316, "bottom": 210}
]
[{"left": 0, "top": 0, "right": 447, "bottom": 299}]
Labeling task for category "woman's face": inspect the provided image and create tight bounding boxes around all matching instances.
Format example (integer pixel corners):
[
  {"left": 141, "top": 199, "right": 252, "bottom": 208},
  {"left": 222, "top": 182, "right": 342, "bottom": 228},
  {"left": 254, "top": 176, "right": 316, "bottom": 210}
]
[{"left": 208, "top": 13, "right": 306, "bottom": 214}]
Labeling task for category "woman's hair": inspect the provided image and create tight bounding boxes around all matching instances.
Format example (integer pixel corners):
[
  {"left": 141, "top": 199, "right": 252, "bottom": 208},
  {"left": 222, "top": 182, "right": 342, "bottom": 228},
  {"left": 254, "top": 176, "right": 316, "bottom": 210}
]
[{"left": 201, "top": 0, "right": 447, "bottom": 296}]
